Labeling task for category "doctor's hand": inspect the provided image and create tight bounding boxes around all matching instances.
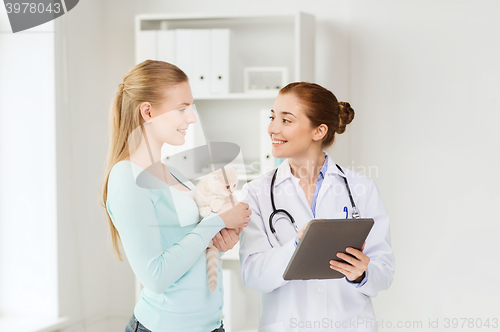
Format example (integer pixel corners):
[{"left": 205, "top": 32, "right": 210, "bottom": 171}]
[
  {"left": 296, "top": 222, "right": 311, "bottom": 242},
  {"left": 217, "top": 202, "right": 251, "bottom": 230},
  {"left": 297, "top": 219, "right": 327, "bottom": 242},
  {"left": 211, "top": 227, "right": 243, "bottom": 252},
  {"left": 330, "top": 242, "right": 370, "bottom": 283}
]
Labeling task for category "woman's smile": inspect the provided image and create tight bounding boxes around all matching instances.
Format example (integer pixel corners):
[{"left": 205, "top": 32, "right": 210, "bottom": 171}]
[{"left": 271, "top": 135, "right": 288, "bottom": 146}]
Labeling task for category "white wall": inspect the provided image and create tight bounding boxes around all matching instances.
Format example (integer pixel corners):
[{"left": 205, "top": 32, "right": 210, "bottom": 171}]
[
  {"left": 0, "top": 13, "right": 57, "bottom": 318},
  {"left": 350, "top": 0, "right": 500, "bottom": 330},
  {"left": 53, "top": 0, "right": 134, "bottom": 330}
]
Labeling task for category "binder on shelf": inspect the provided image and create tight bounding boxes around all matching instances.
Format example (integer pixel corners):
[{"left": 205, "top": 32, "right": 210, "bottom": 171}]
[
  {"left": 157, "top": 30, "right": 176, "bottom": 64},
  {"left": 210, "top": 29, "right": 231, "bottom": 94},
  {"left": 136, "top": 30, "right": 157, "bottom": 64},
  {"left": 137, "top": 28, "right": 232, "bottom": 95},
  {"left": 191, "top": 29, "right": 211, "bottom": 95},
  {"left": 175, "top": 29, "right": 194, "bottom": 85}
]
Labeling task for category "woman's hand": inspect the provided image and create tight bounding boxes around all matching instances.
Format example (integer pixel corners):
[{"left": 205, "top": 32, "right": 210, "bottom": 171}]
[
  {"left": 217, "top": 201, "right": 251, "bottom": 229},
  {"left": 212, "top": 227, "right": 243, "bottom": 252},
  {"left": 330, "top": 242, "right": 370, "bottom": 282}
]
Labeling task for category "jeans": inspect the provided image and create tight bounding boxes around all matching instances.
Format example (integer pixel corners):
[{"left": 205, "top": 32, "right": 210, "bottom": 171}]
[{"left": 125, "top": 313, "right": 225, "bottom": 332}]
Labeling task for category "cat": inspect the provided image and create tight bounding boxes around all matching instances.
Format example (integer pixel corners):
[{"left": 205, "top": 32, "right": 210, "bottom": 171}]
[{"left": 195, "top": 166, "right": 238, "bottom": 292}]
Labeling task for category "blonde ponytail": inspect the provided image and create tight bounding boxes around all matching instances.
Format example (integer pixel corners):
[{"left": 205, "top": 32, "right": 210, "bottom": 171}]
[{"left": 98, "top": 60, "right": 188, "bottom": 261}]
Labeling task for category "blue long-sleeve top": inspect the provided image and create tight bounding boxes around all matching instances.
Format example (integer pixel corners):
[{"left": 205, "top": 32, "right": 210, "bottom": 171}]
[{"left": 106, "top": 160, "right": 225, "bottom": 332}]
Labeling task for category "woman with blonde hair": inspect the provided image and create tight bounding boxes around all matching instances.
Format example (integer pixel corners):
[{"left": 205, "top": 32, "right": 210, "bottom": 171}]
[{"left": 99, "top": 60, "right": 250, "bottom": 332}]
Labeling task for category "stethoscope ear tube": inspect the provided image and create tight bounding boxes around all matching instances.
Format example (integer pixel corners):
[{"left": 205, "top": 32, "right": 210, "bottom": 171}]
[{"left": 335, "top": 165, "right": 360, "bottom": 219}]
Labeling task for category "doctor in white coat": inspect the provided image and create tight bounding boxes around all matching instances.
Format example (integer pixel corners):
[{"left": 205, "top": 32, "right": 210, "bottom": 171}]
[{"left": 239, "top": 82, "right": 395, "bottom": 332}]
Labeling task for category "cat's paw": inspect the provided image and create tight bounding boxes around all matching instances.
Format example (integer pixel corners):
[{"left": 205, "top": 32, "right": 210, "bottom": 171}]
[
  {"left": 210, "top": 198, "right": 223, "bottom": 212},
  {"left": 199, "top": 206, "right": 212, "bottom": 217}
]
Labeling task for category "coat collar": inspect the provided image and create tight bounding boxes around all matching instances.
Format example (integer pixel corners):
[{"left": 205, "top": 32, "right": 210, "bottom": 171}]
[{"left": 272, "top": 152, "right": 346, "bottom": 187}]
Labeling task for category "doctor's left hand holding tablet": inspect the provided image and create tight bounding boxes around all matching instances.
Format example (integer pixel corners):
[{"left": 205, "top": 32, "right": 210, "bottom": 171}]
[{"left": 100, "top": 60, "right": 249, "bottom": 332}]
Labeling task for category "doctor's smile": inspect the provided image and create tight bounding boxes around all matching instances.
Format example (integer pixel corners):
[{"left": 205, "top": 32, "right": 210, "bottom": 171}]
[{"left": 271, "top": 136, "right": 287, "bottom": 146}]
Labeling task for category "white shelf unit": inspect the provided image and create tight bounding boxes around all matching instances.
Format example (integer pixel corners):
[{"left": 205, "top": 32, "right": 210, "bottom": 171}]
[
  {"left": 135, "top": 12, "right": 315, "bottom": 332},
  {"left": 194, "top": 92, "right": 278, "bottom": 100}
]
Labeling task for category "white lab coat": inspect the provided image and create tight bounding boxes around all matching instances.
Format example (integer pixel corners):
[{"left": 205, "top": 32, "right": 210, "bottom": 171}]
[{"left": 239, "top": 154, "right": 395, "bottom": 332}]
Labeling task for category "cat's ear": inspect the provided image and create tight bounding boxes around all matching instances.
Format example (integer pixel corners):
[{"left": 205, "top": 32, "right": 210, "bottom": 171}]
[{"left": 212, "top": 173, "right": 218, "bottom": 179}]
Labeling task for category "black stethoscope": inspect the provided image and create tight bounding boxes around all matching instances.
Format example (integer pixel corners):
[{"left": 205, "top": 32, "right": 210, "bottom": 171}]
[{"left": 269, "top": 164, "right": 360, "bottom": 246}]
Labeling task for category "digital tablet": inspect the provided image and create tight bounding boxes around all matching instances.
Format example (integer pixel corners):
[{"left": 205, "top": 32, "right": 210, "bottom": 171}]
[{"left": 283, "top": 218, "right": 374, "bottom": 280}]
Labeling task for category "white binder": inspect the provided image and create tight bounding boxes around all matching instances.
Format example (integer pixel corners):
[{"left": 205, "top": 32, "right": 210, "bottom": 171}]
[
  {"left": 136, "top": 30, "right": 157, "bottom": 64},
  {"left": 210, "top": 29, "right": 230, "bottom": 94},
  {"left": 157, "top": 30, "right": 176, "bottom": 64},
  {"left": 175, "top": 29, "right": 194, "bottom": 83},
  {"left": 191, "top": 29, "right": 211, "bottom": 95}
]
